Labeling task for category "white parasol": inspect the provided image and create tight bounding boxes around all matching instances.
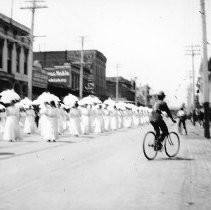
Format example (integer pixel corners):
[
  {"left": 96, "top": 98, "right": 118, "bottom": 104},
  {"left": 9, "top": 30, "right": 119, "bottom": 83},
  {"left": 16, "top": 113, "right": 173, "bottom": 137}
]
[
  {"left": 78, "top": 95, "right": 101, "bottom": 106},
  {"left": 36, "top": 92, "right": 60, "bottom": 104},
  {"left": 103, "top": 98, "right": 116, "bottom": 106},
  {"left": 63, "top": 93, "right": 78, "bottom": 107},
  {"left": 0, "top": 89, "right": 20, "bottom": 104},
  {"left": 0, "top": 104, "right": 5, "bottom": 110}
]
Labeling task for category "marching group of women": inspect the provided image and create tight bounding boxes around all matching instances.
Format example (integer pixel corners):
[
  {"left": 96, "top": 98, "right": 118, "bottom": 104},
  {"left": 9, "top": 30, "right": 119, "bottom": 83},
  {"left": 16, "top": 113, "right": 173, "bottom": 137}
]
[{"left": 0, "top": 90, "right": 151, "bottom": 142}]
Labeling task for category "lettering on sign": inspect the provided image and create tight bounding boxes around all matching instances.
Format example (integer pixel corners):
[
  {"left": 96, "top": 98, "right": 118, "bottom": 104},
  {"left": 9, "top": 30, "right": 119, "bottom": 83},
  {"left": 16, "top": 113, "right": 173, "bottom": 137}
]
[
  {"left": 49, "top": 78, "right": 67, "bottom": 83},
  {"left": 47, "top": 70, "right": 70, "bottom": 77}
]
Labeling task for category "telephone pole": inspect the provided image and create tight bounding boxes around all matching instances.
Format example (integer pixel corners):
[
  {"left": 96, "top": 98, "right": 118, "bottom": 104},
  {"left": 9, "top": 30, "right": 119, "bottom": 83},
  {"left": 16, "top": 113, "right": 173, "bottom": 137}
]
[
  {"left": 116, "top": 64, "right": 119, "bottom": 102},
  {"left": 11, "top": 0, "right": 14, "bottom": 19},
  {"left": 185, "top": 45, "right": 200, "bottom": 112},
  {"left": 79, "top": 36, "right": 85, "bottom": 99},
  {"left": 200, "top": 0, "right": 210, "bottom": 138},
  {"left": 134, "top": 77, "right": 137, "bottom": 105},
  {"left": 21, "top": 0, "right": 47, "bottom": 99}
]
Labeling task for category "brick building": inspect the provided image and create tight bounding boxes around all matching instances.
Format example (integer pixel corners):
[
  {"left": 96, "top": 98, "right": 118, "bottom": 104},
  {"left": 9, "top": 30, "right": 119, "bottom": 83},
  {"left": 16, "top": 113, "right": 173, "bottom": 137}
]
[
  {"left": 106, "top": 76, "right": 135, "bottom": 102},
  {"left": 34, "top": 50, "right": 107, "bottom": 100},
  {"left": 45, "top": 63, "right": 91, "bottom": 98}
]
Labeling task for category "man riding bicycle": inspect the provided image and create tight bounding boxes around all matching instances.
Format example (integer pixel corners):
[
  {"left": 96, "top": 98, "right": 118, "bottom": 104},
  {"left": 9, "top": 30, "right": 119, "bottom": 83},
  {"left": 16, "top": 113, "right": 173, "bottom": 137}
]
[{"left": 149, "top": 91, "right": 176, "bottom": 150}]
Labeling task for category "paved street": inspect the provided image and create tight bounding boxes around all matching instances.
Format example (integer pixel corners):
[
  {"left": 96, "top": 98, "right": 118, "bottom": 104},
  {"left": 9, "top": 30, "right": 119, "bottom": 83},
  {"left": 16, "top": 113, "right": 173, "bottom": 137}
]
[{"left": 0, "top": 123, "right": 211, "bottom": 210}]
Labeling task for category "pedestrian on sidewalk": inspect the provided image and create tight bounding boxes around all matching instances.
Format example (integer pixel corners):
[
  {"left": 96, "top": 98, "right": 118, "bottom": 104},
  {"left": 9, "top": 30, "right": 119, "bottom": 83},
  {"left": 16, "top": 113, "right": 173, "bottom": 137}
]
[{"left": 177, "top": 106, "right": 188, "bottom": 135}]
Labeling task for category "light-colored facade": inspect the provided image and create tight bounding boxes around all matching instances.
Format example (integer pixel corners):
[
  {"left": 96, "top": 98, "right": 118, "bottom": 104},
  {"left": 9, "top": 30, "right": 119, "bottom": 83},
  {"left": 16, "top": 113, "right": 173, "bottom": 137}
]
[{"left": 0, "top": 13, "right": 31, "bottom": 97}]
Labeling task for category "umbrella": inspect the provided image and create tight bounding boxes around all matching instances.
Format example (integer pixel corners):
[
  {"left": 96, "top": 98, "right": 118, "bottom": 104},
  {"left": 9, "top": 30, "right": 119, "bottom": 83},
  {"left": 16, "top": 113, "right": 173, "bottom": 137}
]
[
  {"left": 86, "top": 95, "right": 102, "bottom": 104},
  {"left": 0, "top": 89, "right": 20, "bottom": 104},
  {"left": 103, "top": 98, "right": 116, "bottom": 106},
  {"left": 116, "top": 102, "right": 127, "bottom": 110},
  {"left": 78, "top": 95, "right": 101, "bottom": 106},
  {"left": 63, "top": 94, "right": 78, "bottom": 107},
  {"left": 36, "top": 92, "right": 60, "bottom": 104},
  {"left": 0, "top": 104, "right": 5, "bottom": 110},
  {"left": 20, "top": 97, "right": 32, "bottom": 107}
]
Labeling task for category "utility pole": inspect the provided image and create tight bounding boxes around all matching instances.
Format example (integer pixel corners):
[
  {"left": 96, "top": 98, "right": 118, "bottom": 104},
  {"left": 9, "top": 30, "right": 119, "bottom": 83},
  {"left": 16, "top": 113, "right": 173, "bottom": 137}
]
[
  {"left": 21, "top": 0, "right": 47, "bottom": 99},
  {"left": 79, "top": 36, "right": 85, "bottom": 99},
  {"left": 116, "top": 64, "right": 119, "bottom": 102},
  {"left": 134, "top": 77, "right": 137, "bottom": 105},
  {"left": 185, "top": 45, "right": 200, "bottom": 112},
  {"left": 200, "top": 0, "right": 210, "bottom": 138},
  {"left": 11, "top": 0, "right": 14, "bottom": 19}
]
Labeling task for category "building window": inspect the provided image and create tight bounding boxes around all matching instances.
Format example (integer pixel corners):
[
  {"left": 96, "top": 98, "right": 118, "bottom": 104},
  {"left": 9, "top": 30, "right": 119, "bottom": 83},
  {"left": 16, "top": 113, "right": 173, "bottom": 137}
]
[
  {"left": 16, "top": 46, "right": 20, "bottom": 73},
  {"left": 0, "top": 39, "right": 3, "bottom": 68},
  {"left": 24, "top": 48, "right": 28, "bottom": 75},
  {"left": 7, "top": 42, "right": 12, "bottom": 74}
]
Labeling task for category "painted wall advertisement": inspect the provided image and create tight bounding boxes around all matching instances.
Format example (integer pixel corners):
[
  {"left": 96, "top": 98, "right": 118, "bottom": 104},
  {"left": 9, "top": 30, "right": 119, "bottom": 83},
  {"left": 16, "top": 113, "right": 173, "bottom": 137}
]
[{"left": 47, "top": 66, "right": 71, "bottom": 87}]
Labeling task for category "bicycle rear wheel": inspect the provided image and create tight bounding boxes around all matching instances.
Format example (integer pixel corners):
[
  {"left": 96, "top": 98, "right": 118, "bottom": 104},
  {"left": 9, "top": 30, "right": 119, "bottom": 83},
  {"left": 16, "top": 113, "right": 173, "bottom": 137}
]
[
  {"left": 164, "top": 132, "right": 180, "bottom": 157},
  {"left": 143, "top": 131, "right": 158, "bottom": 160}
]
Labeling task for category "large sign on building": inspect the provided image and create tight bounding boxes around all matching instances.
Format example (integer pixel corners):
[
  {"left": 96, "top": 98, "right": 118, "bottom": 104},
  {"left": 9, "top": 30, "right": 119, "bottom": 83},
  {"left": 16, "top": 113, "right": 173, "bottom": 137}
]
[
  {"left": 47, "top": 65, "right": 71, "bottom": 87},
  {"left": 33, "top": 69, "right": 48, "bottom": 89}
]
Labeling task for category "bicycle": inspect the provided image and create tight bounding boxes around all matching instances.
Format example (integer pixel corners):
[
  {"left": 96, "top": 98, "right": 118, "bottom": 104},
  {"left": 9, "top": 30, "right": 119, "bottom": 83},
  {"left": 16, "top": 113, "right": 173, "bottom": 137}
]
[{"left": 143, "top": 131, "right": 180, "bottom": 160}]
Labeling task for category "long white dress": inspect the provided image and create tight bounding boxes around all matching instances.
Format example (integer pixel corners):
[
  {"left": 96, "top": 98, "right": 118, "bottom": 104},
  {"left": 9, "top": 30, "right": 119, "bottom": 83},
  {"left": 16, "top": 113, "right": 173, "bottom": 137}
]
[
  {"left": 0, "top": 111, "right": 6, "bottom": 134},
  {"left": 3, "top": 105, "right": 22, "bottom": 141},
  {"left": 93, "top": 108, "right": 103, "bottom": 134},
  {"left": 23, "top": 109, "right": 37, "bottom": 134},
  {"left": 39, "top": 105, "right": 58, "bottom": 141},
  {"left": 68, "top": 108, "right": 81, "bottom": 136},
  {"left": 103, "top": 108, "right": 110, "bottom": 132},
  {"left": 110, "top": 108, "right": 117, "bottom": 131},
  {"left": 117, "top": 110, "right": 123, "bottom": 129},
  {"left": 80, "top": 107, "right": 90, "bottom": 135},
  {"left": 57, "top": 108, "right": 67, "bottom": 134},
  {"left": 89, "top": 108, "right": 96, "bottom": 133}
]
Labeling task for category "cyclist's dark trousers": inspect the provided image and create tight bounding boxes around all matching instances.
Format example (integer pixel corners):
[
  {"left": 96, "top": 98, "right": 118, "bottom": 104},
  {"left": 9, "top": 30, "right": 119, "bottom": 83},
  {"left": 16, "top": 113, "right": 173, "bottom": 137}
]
[
  {"left": 150, "top": 119, "right": 168, "bottom": 142},
  {"left": 178, "top": 118, "right": 187, "bottom": 134}
]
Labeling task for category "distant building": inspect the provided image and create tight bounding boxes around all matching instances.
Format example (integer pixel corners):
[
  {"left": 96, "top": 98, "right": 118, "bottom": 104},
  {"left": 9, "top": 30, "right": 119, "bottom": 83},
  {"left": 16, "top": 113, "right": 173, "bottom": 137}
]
[
  {"left": 106, "top": 76, "right": 135, "bottom": 102},
  {"left": 45, "top": 63, "right": 91, "bottom": 98},
  {"left": 0, "top": 13, "right": 30, "bottom": 97},
  {"left": 32, "top": 61, "right": 48, "bottom": 99},
  {"left": 34, "top": 50, "right": 107, "bottom": 99}
]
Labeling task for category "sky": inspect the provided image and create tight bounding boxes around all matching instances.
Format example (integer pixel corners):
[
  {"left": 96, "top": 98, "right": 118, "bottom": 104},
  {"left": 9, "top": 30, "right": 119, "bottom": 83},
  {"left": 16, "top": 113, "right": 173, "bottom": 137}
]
[{"left": 0, "top": 0, "right": 211, "bottom": 107}]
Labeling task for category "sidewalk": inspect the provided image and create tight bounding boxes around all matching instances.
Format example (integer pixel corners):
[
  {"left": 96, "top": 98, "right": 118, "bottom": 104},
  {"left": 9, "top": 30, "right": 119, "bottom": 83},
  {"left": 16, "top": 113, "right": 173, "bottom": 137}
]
[{"left": 177, "top": 122, "right": 211, "bottom": 209}]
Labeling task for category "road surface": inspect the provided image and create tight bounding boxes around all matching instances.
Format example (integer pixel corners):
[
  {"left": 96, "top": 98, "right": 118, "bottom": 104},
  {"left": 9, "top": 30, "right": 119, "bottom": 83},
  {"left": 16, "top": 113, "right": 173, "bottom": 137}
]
[{"left": 0, "top": 123, "right": 211, "bottom": 210}]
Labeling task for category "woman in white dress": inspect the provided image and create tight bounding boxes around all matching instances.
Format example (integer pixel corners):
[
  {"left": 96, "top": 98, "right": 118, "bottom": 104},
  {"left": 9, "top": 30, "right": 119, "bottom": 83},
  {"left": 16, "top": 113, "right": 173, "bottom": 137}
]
[
  {"left": 0, "top": 106, "right": 6, "bottom": 134},
  {"left": 109, "top": 106, "right": 117, "bottom": 131},
  {"left": 68, "top": 102, "right": 81, "bottom": 136},
  {"left": 103, "top": 104, "right": 111, "bottom": 132},
  {"left": 3, "top": 100, "right": 22, "bottom": 142},
  {"left": 57, "top": 103, "right": 67, "bottom": 135},
  {"left": 93, "top": 104, "right": 103, "bottom": 134},
  {"left": 39, "top": 101, "right": 58, "bottom": 142},
  {"left": 79, "top": 104, "right": 90, "bottom": 135},
  {"left": 23, "top": 106, "right": 37, "bottom": 134},
  {"left": 89, "top": 105, "right": 96, "bottom": 133}
]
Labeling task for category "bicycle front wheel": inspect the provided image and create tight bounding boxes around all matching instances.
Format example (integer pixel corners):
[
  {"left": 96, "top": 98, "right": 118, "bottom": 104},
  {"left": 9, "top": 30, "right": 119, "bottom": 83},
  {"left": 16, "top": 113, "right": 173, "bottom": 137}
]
[
  {"left": 164, "top": 132, "right": 180, "bottom": 157},
  {"left": 143, "top": 131, "right": 158, "bottom": 160}
]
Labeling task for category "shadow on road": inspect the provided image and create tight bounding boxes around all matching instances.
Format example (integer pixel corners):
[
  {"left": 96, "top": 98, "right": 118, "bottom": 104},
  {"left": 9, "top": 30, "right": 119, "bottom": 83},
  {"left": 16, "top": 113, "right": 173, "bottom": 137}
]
[
  {"left": 155, "top": 157, "right": 194, "bottom": 161},
  {"left": 21, "top": 140, "right": 39, "bottom": 143},
  {"left": 0, "top": 152, "right": 15, "bottom": 156},
  {"left": 56, "top": 140, "right": 76, "bottom": 144}
]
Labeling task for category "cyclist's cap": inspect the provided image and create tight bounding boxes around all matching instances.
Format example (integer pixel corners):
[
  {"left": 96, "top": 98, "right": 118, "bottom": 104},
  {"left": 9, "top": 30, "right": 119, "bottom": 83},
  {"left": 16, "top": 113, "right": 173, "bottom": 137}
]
[{"left": 158, "top": 91, "right": 166, "bottom": 97}]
